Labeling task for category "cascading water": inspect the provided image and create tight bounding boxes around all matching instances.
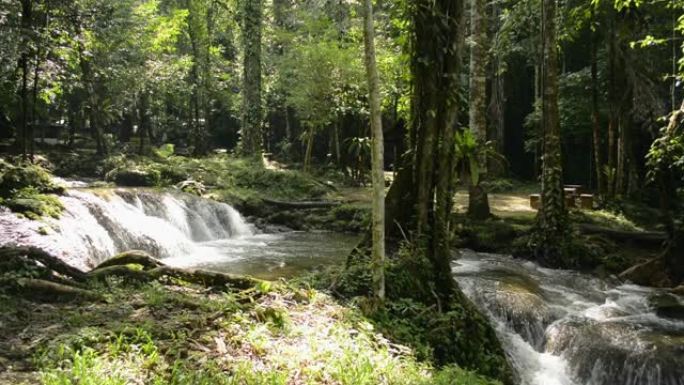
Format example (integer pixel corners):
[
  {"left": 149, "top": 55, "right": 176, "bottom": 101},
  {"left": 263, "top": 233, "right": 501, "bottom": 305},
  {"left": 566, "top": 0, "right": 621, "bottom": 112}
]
[
  {"left": 0, "top": 187, "right": 359, "bottom": 278},
  {"left": 453, "top": 250, "right": 684, "bottom": 385},
  {"left": 0, "top": 188, "right": 253, "bottom": 270}
]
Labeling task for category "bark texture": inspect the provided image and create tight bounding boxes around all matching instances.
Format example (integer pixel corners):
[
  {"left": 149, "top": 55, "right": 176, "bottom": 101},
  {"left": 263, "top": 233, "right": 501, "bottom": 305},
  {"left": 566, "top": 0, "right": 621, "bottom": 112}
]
[
  {"left": 383, "top": 0, "right": 464, "bottom": 302},
  {"left": 535, "top": 0, "right": 567, "bottom": 265},
  {"left": 467, "top": 0, "right": 490, "bottom": 220},
  {"left": 241, "top": 0, "right": 263, "bottom": 156},
  {"left": 362, "top": 0, "right": 385, "bottom": 301}
]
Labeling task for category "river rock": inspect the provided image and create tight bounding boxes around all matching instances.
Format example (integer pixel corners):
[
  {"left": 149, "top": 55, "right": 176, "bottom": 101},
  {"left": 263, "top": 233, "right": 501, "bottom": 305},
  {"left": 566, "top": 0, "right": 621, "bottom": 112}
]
[
  {"left": 546, "top": 319, "right": 684, "bottom": 385},
  {"left": 108, "top": 168, "right": 161, "bottom": 187},
  {"left": 619, "top": 257, "right": 673, "bottom": 288},
  {"left": 649, "top": 293, "right": 684, "bottom": 320}
]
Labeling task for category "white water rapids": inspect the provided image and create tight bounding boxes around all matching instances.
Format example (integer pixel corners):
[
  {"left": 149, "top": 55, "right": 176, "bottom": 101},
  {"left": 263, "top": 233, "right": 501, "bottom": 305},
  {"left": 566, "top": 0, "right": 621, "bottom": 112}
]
[
  {"left": 1, "top": 188, "right": 681, "bottom": 385},
  {"left": 453, "top": 250, "right": 684, "bottom": 385},
  {"left": 0, "top": 188, "right": 358, "bottom": 277},
  {"left": 0, "top": 189, "right": 253, "bottom": 270}
]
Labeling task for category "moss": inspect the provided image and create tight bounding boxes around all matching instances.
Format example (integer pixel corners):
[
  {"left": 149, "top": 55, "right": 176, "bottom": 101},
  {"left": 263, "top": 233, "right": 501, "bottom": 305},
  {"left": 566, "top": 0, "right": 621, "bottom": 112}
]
[
  {"left": 0, "top": 162, "right": 64, "bottom": 197},
  {"left": 0, "top": 277, "right": 501, "bottom": 385},
  {"left": 3, "top": 188, "right": 64, "bottom": 219},
  {"left": 454, "top": 217, "right": 529, "bottom": 253},
  {"left": 309, "top": 244, "right": 514, "bottom": 384},
  {"left": 106, "top": 167, "right": 161, "bottom": 187}
]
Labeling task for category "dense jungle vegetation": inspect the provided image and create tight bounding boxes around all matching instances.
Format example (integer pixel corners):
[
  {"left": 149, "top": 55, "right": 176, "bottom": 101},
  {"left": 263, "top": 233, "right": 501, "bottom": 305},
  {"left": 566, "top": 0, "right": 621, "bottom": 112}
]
[{"left": 0, "top": 0, "right": 683, "bottom": 384}]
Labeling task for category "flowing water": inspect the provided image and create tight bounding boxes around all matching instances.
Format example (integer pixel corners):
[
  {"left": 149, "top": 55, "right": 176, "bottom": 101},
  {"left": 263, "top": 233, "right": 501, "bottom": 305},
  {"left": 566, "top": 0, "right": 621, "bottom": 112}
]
[
  {"left": 2, "top": 188, "right": 682, "bottom": 385},
  {"left": 453, "top": 250, "right": 684, "bottom": 385},
  {"left": 0, "top": 188, "right": 358, "bottom": 277}
]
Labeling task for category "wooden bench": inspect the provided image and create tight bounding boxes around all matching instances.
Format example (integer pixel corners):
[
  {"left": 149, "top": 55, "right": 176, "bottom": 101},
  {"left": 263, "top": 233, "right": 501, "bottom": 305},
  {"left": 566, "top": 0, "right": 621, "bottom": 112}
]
[
  {"left": 530, "top": 194, "right": 541, "bottom": 209},
  {"left": 580, "top": 194, "right": 594, "bottom": 210}
]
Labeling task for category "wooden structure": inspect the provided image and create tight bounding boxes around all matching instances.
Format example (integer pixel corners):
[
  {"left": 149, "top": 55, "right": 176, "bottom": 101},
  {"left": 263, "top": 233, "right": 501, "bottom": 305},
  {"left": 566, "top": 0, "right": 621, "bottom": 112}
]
[{"left": 529, "top": 185, "right": 594, "bottom": 210}]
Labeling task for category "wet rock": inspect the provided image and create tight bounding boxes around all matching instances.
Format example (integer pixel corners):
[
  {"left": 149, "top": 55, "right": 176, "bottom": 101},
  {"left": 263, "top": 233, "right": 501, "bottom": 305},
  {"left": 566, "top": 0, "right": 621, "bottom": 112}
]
[
  {"left": 619, "top": 257, "right": 673, "bottom": 288},
  {"left": 0, "top": 163, "right": 64, "bottom": 196},
  {"left": 546, "top": 320, "right": 684, "bottom": 385},
  {"left": 671, "top": 285, "right": 684, "bottom": 296},
  {"left": 649, "top": 293, "right": 684, "bottom": 320},
  {"left": 107, "top": 168, "right": 161, "bottom": 187}
]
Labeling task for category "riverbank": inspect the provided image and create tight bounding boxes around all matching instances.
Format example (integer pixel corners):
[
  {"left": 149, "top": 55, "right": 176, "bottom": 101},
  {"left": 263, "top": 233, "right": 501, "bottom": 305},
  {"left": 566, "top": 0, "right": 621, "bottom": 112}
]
[{"left": 0, "top": 261, "right": 499, "bottom": 385}]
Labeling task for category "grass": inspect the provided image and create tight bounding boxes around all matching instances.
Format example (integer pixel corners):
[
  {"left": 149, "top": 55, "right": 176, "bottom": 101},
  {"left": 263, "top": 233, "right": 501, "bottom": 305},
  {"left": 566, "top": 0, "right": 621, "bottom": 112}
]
[{"left": 0, "top": 277, "right": 499, "bottom": 385}]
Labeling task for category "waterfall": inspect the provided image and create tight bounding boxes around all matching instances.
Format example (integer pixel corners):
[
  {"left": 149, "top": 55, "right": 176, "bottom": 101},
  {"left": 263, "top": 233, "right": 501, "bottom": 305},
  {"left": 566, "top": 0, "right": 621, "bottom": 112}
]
[
  {"left": 453, "top": 250, "right": 684, "bottom": 385},
  {"left": 0, "top": 188, "right": 253, "bottom": 270}
]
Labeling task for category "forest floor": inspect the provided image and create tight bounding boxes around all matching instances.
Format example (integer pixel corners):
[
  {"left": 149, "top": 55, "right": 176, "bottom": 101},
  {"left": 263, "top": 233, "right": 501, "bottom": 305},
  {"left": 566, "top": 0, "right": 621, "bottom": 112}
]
[{"left": 0, "top": 278, "right": 497, "bottom": 385}]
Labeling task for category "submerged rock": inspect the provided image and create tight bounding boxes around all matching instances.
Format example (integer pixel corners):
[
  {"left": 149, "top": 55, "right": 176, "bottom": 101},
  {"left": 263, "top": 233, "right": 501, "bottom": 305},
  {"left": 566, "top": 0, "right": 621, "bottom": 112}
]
[{"left": 546, "top": 319, "right": 684, "bottom": 385}]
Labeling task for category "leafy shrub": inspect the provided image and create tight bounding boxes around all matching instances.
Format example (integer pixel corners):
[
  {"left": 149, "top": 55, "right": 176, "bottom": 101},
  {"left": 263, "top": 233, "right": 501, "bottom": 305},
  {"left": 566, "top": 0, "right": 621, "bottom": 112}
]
[{"left": 0, "top": 162, "right": 64, "bottom": 197}]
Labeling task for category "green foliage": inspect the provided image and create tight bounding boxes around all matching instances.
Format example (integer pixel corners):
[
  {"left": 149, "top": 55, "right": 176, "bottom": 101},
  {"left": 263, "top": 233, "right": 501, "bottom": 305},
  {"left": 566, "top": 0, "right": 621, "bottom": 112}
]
[
  {"left": 312, "top": 243, "right": 514, "bottom": 384},
  {"left": 154, "top": 144, "right": 175, "bottom": 159},
  {"left": 5, "top": 187, "right": 65, "bottom": 220},
  {"left": 0, "top": 162, "right": 64, "bottom": 198},
  {"left": 0, "top": 277, "right": 503, "bottom": 385}
]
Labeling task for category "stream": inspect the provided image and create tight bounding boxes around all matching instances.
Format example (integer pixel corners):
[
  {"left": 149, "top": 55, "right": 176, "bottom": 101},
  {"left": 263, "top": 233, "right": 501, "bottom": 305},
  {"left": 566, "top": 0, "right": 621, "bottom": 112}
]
[
  {"left": 1, "top": 188, "right": 682, "bottom": 385},
  {"left": 453, "top": 250, "right": 684, "bottom": 385}
]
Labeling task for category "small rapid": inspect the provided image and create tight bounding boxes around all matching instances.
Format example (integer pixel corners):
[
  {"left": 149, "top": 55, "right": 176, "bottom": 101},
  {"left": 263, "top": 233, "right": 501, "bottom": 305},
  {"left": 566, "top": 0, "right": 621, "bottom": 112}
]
[
  {"left": 0, "top": 188, "right": 252, "bottom": 269},
  {"left": 0, "top": 188, "right": 358, "bottom": 277},
  {"left": 453, "top": 250, "right": 684, "bottom": 385}
]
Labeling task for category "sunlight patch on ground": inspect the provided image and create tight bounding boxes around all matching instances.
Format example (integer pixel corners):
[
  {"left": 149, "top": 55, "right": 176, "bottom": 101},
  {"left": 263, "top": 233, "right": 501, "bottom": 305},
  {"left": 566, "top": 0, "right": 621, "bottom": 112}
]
[{"left": 454, "top": 190, "right": 536, "bottom": 218}]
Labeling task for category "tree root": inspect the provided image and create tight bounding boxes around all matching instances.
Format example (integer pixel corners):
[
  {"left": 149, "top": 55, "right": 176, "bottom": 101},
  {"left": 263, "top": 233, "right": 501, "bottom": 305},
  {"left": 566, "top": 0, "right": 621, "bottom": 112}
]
[
  {"left": 2, "top": 278, "right": 104, "bottom": 302},
  {"left": 0, "top": 246, "right": 88, "bottom": 282},
  {"left": 93, "top": 250, "right": 164, "bottom": 270},
  {"left": 1, "top": 246, "right": 265, "bottom": 303},
  {"left": 145, "top": 266, "right": 262, "bottom": 290}
]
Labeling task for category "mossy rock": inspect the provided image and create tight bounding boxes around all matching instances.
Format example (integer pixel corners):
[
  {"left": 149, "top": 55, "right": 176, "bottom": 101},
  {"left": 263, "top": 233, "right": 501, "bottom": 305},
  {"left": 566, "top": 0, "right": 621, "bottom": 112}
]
[
  {"left": 648, "top": 293, "right": 684, "bottom": 320},
  {"left": 107, "top": 168, "right": 161, "bottom": 187},
  {"left": 5, "top": 194, "right": 64, "bottom": 219},
  {"left": 0, "top": 163, "right": 64, "bottom": 197}
]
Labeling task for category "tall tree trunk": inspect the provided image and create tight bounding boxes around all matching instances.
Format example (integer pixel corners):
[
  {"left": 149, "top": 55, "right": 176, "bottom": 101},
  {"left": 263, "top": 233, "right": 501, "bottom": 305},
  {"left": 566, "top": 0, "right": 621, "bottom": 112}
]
[
  {"left": 606, "top": 14, "right": 618, "bottom": 197},
  {"left": 487, "top": 0, "right": 505, "bottom": 161},
  {"left": 467, "top": 0, "right": 490, "bottom": 220},
  {"left": 535, "top": 0, "right": 567, "bottom": 265},
  {"left": 17, "top": 0, "right": 34, "bottom": 159},
  {"left": 362, "top": 0, "right": 385, "bottom": 302},
  {"left": 383, "top": 0, "right": 465, "bottom": 302},
  {"left": 187, "top": 0, "right": 209, "bottom": 156},
  {"left": 138, "top": 91, "right": 151, "bottom": 155},
  {"left": 241, "top": 0, "right": 263, "bottom": 157},
  {"left": 590, "top": 6, "right": 604, "bottom": 196}
]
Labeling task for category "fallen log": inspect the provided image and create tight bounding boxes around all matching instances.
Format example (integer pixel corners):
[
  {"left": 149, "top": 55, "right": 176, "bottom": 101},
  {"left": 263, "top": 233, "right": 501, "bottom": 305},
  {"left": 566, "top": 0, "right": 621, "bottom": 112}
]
[
  {"left": 0, "top": 246, "right": 87, "bottom": 282},
  {"left": 577, "top": 224, "right": 667, "bottom": 245},
  {"left": 262, "top": 198, "right": 342, "bottom": 209}
]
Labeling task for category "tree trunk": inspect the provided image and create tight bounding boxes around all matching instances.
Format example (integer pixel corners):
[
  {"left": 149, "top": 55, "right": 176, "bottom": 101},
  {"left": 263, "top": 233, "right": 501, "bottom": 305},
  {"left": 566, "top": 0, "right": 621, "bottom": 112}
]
[
  {"left": 467, "top": 0, "right": 490, "bottom": 220},
  {"left": 535, "top": 0, "right": 567, "bottom": 265},
  {"left": 303, "top": 127, "right": 314, "bottom": 172},
  {"left": 17, "top": 0, "right": 34, "bottom": 159},
  {"left": 187, "top": 0, "right": 209, "bottom": 156},
  {"left": 241, "top": 0, "right": 263, "bottom": 157},
  {"left": 606, "top": 14, "right": 618, "bottom": 197},
  {"left": 383, "top": 0, "right": 464, "bottom": 302},
  {"left": 590, "top": 6, "right": 605, "bottom": 196},
  {"left": 362, "top": 0, "right": 386, "bottom": 302},
  {"left": 138, "top": 91, "right": 151, "bottom": 155}
]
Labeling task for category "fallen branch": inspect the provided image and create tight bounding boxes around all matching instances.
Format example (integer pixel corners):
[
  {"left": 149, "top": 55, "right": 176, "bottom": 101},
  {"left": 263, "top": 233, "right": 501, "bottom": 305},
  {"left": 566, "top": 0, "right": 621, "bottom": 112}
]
[{"left": 262, "top": 198, "right": 342, "bottom": 209}]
